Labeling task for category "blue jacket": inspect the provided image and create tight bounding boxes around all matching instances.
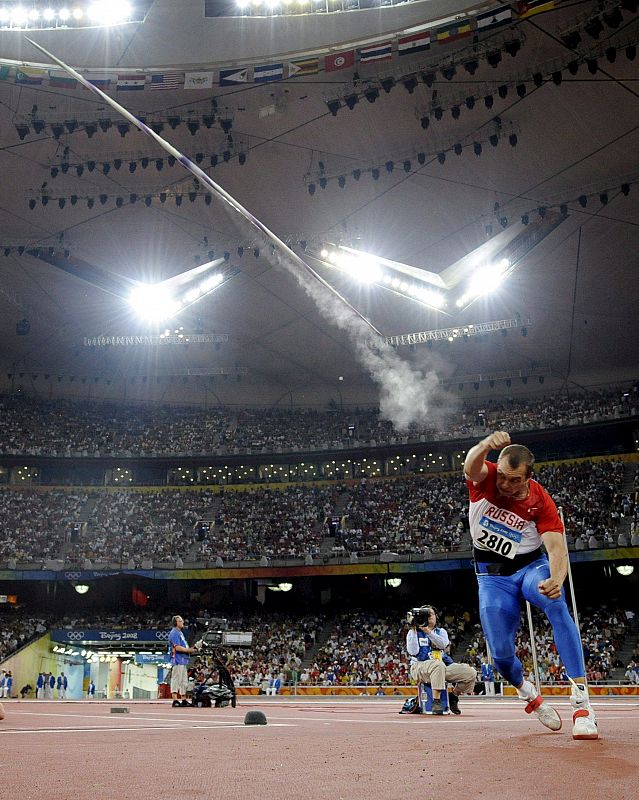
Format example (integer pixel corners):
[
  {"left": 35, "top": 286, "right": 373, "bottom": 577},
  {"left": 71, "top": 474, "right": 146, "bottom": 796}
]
[
  {"left": 481, "top": 663, "right": 495, "bottom": 681},
  {"left": 169, "top": 627, "right": 190, "bottom": 666},
  {"left": 406, "top": 627, "right": 453, "bottom": 666}
]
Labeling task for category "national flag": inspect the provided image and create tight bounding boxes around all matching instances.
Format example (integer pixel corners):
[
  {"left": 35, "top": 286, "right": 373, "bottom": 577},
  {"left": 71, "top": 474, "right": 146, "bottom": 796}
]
[
  {"left": 185, "top": 71, "right": 214, "bottom": 89},
  {"left": 288, "top": 58, "right": 319, "bottom": 77},
  {"left": 149, "top": 72, "right": 184, "bottom": 90},
  {"left": 254, "top": 63, "right": 284, "bottom": 83},
  {"left": 517, "top": 0, "right": 555, "bottom": 18},
  {"left": 117, "top": 74, "right": 146, "bottom": 91},
  {"left": 0, "top": 65, "right": 11, "bottom": 81},
  {"left": 359, "top": 41, "right": 393, "bottom": 63},
  {"left": 49, "top": 72, "right": 78, "bottom": 90},
  {"left": 84, "top": 75, "right": 113, "bottom": 89},
  {"left": 436, "top": 19, "right": 472, "bottom": 44},
  {"left": 218, "top": 68, "right": 248, "bottom": 86},
  {"left": 476, "top": 5, "right": 513, "bottom": 30},
  {"left": 324, "top": 50, "right": 355, "bottom": 72},
  {"left": 15, "top": 68, "right": 45, "bottom": 85},
  {"left": 398, "top": 31, "right": 431, "bottom": 56}
]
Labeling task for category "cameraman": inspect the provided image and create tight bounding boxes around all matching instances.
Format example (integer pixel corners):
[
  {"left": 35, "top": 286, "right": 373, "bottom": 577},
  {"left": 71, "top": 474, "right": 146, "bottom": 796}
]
[
  {"left": 169, "top": 615, "right": 198, "bottom": 708},
  {"left": 406, "top": 606, "right": 476, "bottom": 715}
]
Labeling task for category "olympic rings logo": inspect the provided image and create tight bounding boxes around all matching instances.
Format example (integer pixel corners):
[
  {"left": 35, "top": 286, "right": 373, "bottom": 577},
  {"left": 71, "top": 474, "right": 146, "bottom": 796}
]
[
  {"left": 65, "top": 572, "right": 82, "bottom": 580},
  {"left": 67, "top": 631, "right": 85, "bottom": 641},
  {"left": 155, "top": 631, "right": 169, "bottom": 640}
]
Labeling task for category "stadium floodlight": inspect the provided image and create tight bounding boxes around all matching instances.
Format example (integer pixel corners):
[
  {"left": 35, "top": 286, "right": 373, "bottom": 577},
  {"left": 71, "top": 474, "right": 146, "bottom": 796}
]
[
  {"left": 58, "top": 8, "right": 71, "bottom": 22},
  {"left": 74, "top": 584, "right": 90, "bottom": 594},
  {"left": 386, "top": 577, "right": 402, "bottom": 588},
  {"left": 278, "top": 582, "right": 293, "bottom": 592},
  {"left": 72, "top": 8, "right": 84, "bottom": 20},
  {"left": 616, "top": 565, "right": 634, "bottom": 576},
  {"left": 88, "top": 0, "right": 132, "bottom": 24},
  {"left": 11, "top": 7, "right": 29, "bottom": 26},
  {"left": 43, "top": 8, "right": 56, "bottom": 21},
  {"left": 128, "top": 283, "right": 182, "bottom": 322},
  {"left": 347, "top": 256, "right": 383, "bottom": 284},
  {"left": 466, "top": 262, "right": 507, "bottom": 299},
  {"left": 415, "top": 288, "right": 446, "bottom": 309}
]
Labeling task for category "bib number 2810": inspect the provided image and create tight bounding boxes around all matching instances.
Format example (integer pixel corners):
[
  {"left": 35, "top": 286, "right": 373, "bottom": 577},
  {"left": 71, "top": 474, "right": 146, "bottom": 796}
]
[{"left": 477, "top": 529, "right": 513, "bottom": 557}]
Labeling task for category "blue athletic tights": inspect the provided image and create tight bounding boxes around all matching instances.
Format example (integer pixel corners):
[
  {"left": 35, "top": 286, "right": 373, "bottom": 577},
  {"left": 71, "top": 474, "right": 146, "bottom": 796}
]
[{"left": 477, "top": 556, "right": 585, "bottom": 687}]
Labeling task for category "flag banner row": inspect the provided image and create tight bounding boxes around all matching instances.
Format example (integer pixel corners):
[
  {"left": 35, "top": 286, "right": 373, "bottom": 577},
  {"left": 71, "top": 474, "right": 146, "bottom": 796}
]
[{"left": 0, "top": 4, "right": 558, "bottom": 91}]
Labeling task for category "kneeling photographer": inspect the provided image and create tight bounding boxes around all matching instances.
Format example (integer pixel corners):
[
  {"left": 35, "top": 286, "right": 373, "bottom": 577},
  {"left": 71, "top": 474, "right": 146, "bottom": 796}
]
[{"left": 406, "top": 606, "right": 476, "bottom": 715}]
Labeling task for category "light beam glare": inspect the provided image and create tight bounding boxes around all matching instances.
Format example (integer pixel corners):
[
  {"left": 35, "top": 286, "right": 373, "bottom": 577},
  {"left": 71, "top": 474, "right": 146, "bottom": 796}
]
[
  {"left": 24, "top": 37, "right": 381, "bottom": 339},
  {"left": 25, "top": 38, "right": 457, "bottom": 434},
  {"left": 128, "top": 284, "right": 181, "bottom": 322}
]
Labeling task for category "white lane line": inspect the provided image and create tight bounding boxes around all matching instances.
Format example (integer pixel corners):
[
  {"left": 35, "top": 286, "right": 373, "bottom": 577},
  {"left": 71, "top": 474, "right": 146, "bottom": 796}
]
[
  {"left": 226, "top": 713, "right": 633, "bottom": 726},
  {"left": 1, "top": 723, "right": 295, "bottom": 735},
  {"left": 10, "top": 712, "right": 198, "bottom": 726}
]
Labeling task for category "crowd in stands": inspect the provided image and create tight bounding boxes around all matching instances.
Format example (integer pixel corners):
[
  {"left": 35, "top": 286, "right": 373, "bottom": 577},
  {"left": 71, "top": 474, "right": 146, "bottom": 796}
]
[
  {"left": 65, "top": 490, "right": 219, "bottom": 565},
  {"left": 628, "top": 466, "right": 639, "bottom": 540},
  {"left": 0, "top": 614, "right": 48, "bottom": 663},
  {"left": 305, "top": 607, "right": 472, "bottom": 687},
  {"left": 465, "top": 607, "right": 632, "bottom": 683},
  {"left": 192, "top": 612, "right": 323, "bottom": 690},
  {"left": 535, "top": 460, "right": 625, "bottom": 548},
  {"left": 0, "top": 489, "right": 87, "bottom": 563},
  {"left": 0, "top": 383, "right": 636, "bottom": 458},
  {"left": 197, "top": 486, "right": 337, "bottom": 561},
  {"left": 337, "top": 476, "right": 467, "bottom": 556},
  {"left": 2, "top": 607, "right": 637, "bottom": 688},
  {"left": 306, "top": 612, "right": 409, "bottom": 686},
  {"left": 0, "top": 456, "right": 631, "bottom": 564}
]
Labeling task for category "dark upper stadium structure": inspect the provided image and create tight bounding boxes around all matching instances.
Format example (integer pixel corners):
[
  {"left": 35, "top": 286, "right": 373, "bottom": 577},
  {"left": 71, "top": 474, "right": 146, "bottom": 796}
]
[{"left": 0, "top": 0, "right": 637, "bottom": 410}]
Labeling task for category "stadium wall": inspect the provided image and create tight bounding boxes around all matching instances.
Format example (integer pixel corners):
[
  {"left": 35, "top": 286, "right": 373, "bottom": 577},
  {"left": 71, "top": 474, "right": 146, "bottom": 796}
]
[{"left": 1, "top": 634, "right": 84, "bottom": 699}]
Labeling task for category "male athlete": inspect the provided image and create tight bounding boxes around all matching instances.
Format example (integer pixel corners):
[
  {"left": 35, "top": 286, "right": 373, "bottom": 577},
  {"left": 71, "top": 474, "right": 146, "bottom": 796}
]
[{"left": 464, "top": 431, "right": 598, "bottom": 739}]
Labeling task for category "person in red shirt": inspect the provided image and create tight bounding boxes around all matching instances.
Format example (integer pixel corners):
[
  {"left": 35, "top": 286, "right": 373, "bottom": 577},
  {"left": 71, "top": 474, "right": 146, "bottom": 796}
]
[{"left": 464, "top": 431, "right": 598, "bottom": 740}]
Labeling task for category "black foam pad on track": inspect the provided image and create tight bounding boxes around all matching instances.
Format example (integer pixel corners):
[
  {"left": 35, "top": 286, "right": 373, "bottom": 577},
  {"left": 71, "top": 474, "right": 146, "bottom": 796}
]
[{"left": 244, "top": 710, "right": 267, "bottom": 725}]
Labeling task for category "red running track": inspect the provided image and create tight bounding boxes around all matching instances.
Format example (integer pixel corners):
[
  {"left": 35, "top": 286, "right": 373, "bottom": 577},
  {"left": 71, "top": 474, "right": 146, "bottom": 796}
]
[{"left": 1, "top": 697, "right": 637, "bottom": 800}]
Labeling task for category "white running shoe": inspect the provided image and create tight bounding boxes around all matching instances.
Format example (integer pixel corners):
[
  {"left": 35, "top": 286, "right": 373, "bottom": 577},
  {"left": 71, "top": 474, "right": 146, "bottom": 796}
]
[
  {"left": 570, "top": 683, "right": 598, "bottom": 740},
  {"left": 517, "top": 680, "right": 562, "bottom": 732}
]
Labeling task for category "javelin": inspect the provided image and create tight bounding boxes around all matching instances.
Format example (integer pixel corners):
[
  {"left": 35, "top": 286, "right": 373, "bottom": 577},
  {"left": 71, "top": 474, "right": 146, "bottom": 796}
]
[{"left": 26, "top": 37, "right": 382, "bottom": 338}]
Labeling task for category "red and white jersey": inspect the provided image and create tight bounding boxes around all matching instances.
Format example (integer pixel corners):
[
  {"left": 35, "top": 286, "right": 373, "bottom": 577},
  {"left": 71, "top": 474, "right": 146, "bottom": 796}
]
[{"left": 466, "top": 461, "right": 563, "bottom": 560}]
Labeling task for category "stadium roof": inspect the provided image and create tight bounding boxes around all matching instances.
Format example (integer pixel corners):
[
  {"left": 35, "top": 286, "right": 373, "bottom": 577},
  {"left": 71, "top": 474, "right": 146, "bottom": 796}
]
[{"left": 0, "top": 0, "right": 637, "bottom": 412}]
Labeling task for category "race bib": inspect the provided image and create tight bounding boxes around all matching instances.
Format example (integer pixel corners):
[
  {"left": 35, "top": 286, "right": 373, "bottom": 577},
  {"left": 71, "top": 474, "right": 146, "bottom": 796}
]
[{"left": 476, "top": 514, "right": 523, "bottom": 559}]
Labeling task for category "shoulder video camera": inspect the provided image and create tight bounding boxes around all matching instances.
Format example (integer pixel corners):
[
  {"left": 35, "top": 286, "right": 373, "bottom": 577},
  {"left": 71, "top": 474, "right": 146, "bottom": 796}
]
[
  {"left": 195, "top": 617, "right": 253, "bottom": 648},
  {"left": 405, "top": 606, "right": 436, "bottom": 627}
]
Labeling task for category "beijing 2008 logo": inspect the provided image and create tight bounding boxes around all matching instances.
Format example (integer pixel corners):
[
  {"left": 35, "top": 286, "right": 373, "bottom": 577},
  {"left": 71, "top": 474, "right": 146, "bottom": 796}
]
[{"left": 67, "top": 631, "right": 85, "bottom": 641}]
